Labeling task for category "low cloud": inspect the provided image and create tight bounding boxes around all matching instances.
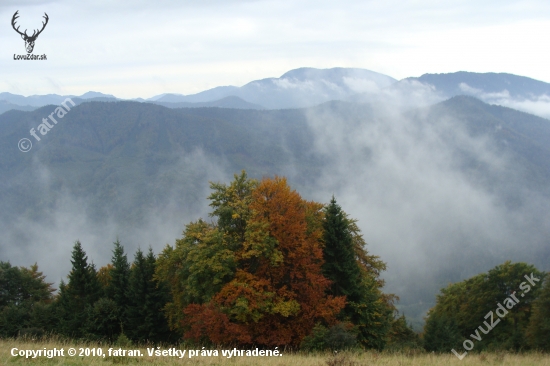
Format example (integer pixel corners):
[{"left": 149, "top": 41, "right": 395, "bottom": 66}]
[
  {"left": 343, "top": 77, "right": 380, "bottom": 94},
  {"left": 302, "top": 94, "right": 550, "bottom": 323},
  {"left": 492, "top": 94, "right": 550, "bottom": 120},
  {"left": 0, "top": 148, "right": 231, "bottom": 286},
  {"left": 458, "top": 82, "right": 550, "bottom": 119}
]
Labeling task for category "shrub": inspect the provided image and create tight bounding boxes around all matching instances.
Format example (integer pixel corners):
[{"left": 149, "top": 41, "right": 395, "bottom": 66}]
[{"left": 301, "top": 323, "right": 357, "bottom": 351}]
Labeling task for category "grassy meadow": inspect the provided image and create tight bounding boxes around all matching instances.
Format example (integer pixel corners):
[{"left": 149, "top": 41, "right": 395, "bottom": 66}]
[{"left": 2, "top": 338, "right": 550, "bottom": 366}]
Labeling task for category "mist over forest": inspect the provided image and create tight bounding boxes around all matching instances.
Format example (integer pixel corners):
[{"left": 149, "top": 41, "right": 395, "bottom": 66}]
[{"left": 1, "top": 68, "right": 550, "bottom": 330}]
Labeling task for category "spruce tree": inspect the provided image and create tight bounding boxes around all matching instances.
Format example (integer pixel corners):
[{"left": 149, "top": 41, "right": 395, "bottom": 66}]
[
  {"left": 321, "top": 197, "right": 393, "bottom": 349},
  {"left": 144, "top": 248, "right": 172, "bottom": 342},
  {"left": 105, "top": 239, "right": 130, "bottom": 335},
  {"left": 126, "top": 248, "right": 146, "bottom": 341},
  {"left": 87, "top": 262, "right": 102, "bottom": 302},
  {"left": 322, "top": 197, "right": 363, "bottom": 309},
  {"left": 56, "top": 241, "right": 101, "bottom": 338},
  {"left": 126, "top": 248, "right": 171, "bottom": 343}
]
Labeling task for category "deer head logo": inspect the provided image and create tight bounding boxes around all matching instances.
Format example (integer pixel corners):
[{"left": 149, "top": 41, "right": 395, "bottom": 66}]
[{"left": 12, "top": 11, "right": 49, "bottom": 54}]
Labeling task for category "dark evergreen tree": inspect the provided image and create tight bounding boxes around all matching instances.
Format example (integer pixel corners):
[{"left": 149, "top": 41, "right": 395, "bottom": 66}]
[
  {"left": 106, "top": 240, "right": 130, "bottom": 304},
  {"left": 126, "top": 248, "right": 147, "bottom": 341},
  {"left": 322, "top": 197, "right": 362, "bottom": 304},
  {"left": 55, "top": 241, "right": 101, "bottom": 338},
  {"left": 321, "top": 197, "right": 392, "bottom": 349},
  {"left": 105, "top": 239, "right": 130, "bottom": 333},
  {"left": 28, "top": 301, "right": 56, "bottom": 335},
  {"left": 89, "top": 297, "right": 119, "bottom": 341},
  {"left": 126, "top": 248, "right": 171, "bottom": 343},
  {"left": 423, "top": 314, "right": 462, "bottom": 352},
  {"left": 0, "top": 304, "right": 29, "bottom": 337},
  {"left": 87, "top": 262, "right": 102, "bottom": 303}
]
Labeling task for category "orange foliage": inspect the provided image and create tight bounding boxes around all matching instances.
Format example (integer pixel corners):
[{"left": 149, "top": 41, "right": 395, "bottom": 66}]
[
  {"left": 183, "top": 177, "right": 345, "bottom": 347},
  {"left": 184, "top": 303, "right": 251, "bottom": 345}
]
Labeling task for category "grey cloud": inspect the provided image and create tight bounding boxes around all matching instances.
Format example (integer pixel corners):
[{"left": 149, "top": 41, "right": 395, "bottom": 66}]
[
  {"left": 0, "top": 148, "right": 232, "bottom": 287},
  {"left": 458, "top": 82, "right": 550, "bottom": 119},
  {"left": 301, "top": 93, "right": 550, "bottom": 326}
]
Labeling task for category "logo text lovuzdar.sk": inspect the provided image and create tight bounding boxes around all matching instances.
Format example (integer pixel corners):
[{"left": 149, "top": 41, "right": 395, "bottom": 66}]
[{"left": 12, "top": 10, "right": 48, "bottom": 60}]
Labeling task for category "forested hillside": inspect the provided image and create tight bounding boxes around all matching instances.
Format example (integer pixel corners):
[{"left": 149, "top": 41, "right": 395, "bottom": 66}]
[{"left": 1, "top": 97, "right": 549, "bottom": 330}]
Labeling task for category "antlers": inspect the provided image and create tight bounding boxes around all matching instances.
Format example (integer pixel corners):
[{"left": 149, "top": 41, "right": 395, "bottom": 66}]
[
  {"left": 34, "top": 13, "right": 49, "bottom": 39},
  {"left": 11, "top": 11, "right": 25, "bottom": 37},
  {"left": 11, "top": 11, "right": 49, "bottom": 40}
]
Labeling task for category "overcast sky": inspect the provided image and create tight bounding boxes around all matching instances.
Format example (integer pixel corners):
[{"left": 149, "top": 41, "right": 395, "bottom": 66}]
[{"left": 1, "top": 0, "right": 550, "bottom": 99}]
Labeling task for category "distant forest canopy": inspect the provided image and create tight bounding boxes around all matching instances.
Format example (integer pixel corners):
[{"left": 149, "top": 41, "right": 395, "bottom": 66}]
[{"left": 1, "top": 172, "right": 548, "bottom": 352}]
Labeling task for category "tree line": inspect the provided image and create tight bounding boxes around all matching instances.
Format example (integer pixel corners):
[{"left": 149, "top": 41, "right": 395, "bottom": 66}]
[
  {"left": 0, "top": 242, "right": 172, "bottom": 343},
  {"left": 2, "top": 171, "right": 547, "bottom": 351},
  {"left": 0, "top": 172, "right": 419, "bottom": 349},
  {"left": 423, "top": 261, "right": 550, "bottom": 352}
]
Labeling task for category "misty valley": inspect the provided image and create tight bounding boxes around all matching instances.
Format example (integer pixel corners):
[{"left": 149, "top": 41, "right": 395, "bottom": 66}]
[{"left": 1, "top": 68, "right": 549, "bottom": 353}]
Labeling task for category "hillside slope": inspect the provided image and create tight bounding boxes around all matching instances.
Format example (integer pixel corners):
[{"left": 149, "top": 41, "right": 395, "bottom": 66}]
[{"left": 1, "top": 97, "right": 549, "bottom": 330}]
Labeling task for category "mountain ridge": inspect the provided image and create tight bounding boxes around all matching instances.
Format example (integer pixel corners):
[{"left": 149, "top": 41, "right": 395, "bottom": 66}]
[
  {"left": 3, "top": 68, "right": 550, "bottom": 115},
  {"left": 405, "top": 71, "right": 550, "bottom": 99}
]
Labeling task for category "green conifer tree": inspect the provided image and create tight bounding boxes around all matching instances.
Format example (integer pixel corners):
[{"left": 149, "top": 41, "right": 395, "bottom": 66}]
[
  {"left": 56, "top": 241, "right": 101, "bottom": 338},
  {"left": 321, "top": 197, "right": 392, "bottom": 349},
  {"left": 322, "top": 197, "right": 362, "bottom": 304},
  {"left": 105, "top": 239, "right": 130, "bottom": 334},
  {"left": 126, "top": 248, "right": 171, "bottom": 343}
]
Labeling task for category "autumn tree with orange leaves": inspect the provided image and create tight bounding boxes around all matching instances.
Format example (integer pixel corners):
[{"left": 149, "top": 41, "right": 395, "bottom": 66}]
[{"left": 156, "top": 171, "right": 394, "bottom": 348}]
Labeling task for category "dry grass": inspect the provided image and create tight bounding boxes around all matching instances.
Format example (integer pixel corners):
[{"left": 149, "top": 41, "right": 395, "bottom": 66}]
[{"left": 2, "top": 338, "right": 550, "bottom": 365}]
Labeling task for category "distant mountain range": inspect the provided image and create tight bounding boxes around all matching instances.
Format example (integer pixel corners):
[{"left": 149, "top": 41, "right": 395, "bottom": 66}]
[
  {"left": 151, "top": 68, "right": 397, "bottom": 109},
  {"left": 0, "top": 91, "right": 117, "bottom": 107},
  {"left": 0, "top": 100, "right": 36, "bottom": 115},
  {"left": 2, "top": 68, "right": 550, "bottom": 114},
  {"left": 152, "top": 96, "right": 265, "bottom": 110}
]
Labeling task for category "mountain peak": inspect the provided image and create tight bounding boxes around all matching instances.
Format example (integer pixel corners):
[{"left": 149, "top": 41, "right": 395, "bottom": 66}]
[
  {"left": 407, "top": 71, "right": 550, "bottom": 99},
  {"left": 79, "top": 91, "right": 116, "bottom": 99},
  {"left": 279, "top": 67, "right": 396, "bottom": 83}
]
